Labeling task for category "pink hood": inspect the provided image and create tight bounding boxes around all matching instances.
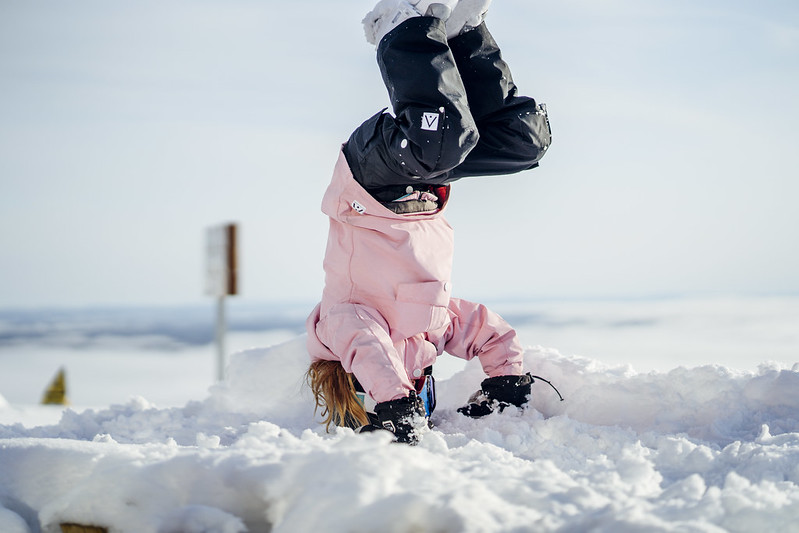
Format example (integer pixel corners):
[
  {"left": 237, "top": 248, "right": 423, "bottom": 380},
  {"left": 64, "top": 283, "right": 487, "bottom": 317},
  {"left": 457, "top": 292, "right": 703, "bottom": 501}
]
[{"left": 318, "top": 150, "right": 454, "bottom": 342}]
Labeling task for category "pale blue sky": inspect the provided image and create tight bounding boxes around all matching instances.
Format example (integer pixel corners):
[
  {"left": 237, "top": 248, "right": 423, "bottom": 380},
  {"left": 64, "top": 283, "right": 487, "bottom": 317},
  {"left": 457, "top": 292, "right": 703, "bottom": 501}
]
[{"left": 1, "top": 0, "right": 797, "bottom": 308}]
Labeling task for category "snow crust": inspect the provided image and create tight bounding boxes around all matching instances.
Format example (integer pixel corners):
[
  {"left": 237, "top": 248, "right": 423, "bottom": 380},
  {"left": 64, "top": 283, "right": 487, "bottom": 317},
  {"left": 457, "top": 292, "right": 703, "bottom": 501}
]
[{"left": 3, "top": 336, "right": 799, "bottom": 532}]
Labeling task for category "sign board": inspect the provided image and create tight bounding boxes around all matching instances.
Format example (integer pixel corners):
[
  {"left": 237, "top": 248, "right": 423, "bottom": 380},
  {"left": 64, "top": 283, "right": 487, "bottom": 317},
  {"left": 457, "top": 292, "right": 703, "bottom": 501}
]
[{"left": 205, "top": 223, "right": 238, "bottom": 297}]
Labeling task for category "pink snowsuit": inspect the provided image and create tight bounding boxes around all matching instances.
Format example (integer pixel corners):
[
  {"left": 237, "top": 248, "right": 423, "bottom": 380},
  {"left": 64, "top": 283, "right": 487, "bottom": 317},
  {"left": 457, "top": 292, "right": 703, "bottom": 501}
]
[{"left": 306, "top": 151, "right": 525, "bottom": 404}]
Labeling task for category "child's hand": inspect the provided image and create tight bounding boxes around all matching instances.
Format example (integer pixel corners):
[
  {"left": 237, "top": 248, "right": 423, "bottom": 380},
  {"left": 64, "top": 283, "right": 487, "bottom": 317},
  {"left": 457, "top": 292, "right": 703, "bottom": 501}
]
[
  {"left": 374, "top": 391, "right": 428, "bottom": 444},
  {"left": 458, "top": 373, "right": 533, "bottom": 418}
]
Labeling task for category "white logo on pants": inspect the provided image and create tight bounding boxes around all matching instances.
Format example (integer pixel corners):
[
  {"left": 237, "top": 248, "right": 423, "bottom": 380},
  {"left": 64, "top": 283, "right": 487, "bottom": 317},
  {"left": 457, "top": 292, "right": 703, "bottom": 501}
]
[{"left": 421, "top": 112, "right": 440, "bottom": 131}]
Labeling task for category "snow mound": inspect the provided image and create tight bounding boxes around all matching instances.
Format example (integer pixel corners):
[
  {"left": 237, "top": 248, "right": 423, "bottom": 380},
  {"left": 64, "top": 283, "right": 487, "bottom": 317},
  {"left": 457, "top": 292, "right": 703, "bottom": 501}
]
[
  {"left": 2, "top": 336, "right": 799, "bottom": 532},
  {"left": 0, "top": 506, "right": 30, "bottom": 533}
]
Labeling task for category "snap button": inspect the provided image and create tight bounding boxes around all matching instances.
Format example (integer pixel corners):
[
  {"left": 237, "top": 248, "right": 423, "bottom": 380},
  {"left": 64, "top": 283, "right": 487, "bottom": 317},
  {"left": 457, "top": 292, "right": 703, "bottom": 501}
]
[
  {"left": 413, "top": 368, "right": 422, "bottom": 378},
  {"left": 400, "top": 138, "right": 408, "bottom": 149},
  {"left": 443, "top": 281, "right": 450, "bottom": 291}
]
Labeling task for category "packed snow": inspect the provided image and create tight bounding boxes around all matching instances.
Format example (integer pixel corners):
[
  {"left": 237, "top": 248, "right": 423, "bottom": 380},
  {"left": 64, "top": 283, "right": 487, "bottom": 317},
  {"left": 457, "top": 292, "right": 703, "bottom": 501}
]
[{"left": 3, "top": 313, "right": 799, "bottom": 532}]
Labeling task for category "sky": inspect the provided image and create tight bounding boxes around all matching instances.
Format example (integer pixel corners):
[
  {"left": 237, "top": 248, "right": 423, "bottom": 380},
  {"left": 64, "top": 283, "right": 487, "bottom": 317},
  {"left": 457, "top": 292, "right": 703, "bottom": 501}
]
[{"left": 1, "top": 0, "right": 798, "bottom": 309}]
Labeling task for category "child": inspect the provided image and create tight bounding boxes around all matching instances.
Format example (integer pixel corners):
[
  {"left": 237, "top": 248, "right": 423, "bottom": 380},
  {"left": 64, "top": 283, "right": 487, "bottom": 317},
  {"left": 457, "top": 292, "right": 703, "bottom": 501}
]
[{"left": 306, "top": 0, "right": 551, "bottom": 444}]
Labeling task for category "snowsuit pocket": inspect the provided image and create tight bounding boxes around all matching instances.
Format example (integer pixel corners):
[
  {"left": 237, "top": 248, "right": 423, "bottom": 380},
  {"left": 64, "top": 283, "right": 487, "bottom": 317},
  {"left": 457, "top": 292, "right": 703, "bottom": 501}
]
[{"left": 388, "top": 281, "right": 452, "bottom": 339}]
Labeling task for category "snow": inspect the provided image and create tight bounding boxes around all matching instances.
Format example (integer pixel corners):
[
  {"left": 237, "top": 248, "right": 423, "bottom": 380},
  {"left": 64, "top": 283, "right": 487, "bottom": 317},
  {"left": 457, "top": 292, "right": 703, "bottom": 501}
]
[{"left": 3, "top": 326, "right": 799, "bottom": 532}]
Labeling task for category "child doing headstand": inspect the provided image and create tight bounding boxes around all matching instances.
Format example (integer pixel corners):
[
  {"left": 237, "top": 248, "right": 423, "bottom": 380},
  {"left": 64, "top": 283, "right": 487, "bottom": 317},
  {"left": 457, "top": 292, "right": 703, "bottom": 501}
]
[{"left": 306, "top": 0, "right": 552, "bottom": 444}]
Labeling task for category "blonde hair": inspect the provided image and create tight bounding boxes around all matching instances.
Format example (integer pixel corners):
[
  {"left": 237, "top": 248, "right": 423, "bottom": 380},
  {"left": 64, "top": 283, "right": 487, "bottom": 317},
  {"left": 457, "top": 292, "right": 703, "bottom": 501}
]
[{"left": 306, "top": 360, "right": 370, "bottom": 431}]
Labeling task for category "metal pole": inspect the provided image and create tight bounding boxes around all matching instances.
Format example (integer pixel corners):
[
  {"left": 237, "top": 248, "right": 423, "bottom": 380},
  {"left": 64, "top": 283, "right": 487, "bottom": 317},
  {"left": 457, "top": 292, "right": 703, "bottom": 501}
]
[{"left": 215, "top": 295, "right": 226, "bottom": 381}]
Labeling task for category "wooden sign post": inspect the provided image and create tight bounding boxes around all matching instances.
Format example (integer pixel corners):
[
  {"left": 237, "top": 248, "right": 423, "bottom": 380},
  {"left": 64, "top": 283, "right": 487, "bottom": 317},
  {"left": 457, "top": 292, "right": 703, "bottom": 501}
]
[{"left": 205, "top": 223, "right": 238, "bottom": 381}]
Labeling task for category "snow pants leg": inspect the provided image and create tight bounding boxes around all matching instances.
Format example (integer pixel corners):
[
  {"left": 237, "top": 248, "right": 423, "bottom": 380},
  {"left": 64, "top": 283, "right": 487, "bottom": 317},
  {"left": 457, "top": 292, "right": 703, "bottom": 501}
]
[
  {"left": 447, "top": 23, "right": 551, "bottom": 179},
  {"left": 343, "top": 17, "right": 551, "bottom": 190},
  {"left": 344, "top": 16, "right": 478, "bottom": 189}
]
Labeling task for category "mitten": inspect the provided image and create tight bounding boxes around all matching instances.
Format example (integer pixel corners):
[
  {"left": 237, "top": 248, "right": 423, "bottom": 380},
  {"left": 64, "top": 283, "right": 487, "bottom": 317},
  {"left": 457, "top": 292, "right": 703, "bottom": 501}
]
[
  {"left": 458, "top": 373, "right": 533, "bottom": 418},
  {"left": 374, "top": 391, "right": 428, "bottom": 444}
]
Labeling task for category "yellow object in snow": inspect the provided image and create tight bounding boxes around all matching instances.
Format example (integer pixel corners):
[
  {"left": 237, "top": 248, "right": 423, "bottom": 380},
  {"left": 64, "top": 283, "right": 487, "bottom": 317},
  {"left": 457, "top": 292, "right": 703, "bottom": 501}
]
[{"left": 42, "top": 367, "right": 68, "bottom": 405}]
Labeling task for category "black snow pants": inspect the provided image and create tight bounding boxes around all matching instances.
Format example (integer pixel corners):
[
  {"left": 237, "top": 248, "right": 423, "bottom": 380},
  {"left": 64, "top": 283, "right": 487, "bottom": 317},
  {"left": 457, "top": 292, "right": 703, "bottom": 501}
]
[{"left": 342, "top": 16, "right": 551, "bottom": 191}]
